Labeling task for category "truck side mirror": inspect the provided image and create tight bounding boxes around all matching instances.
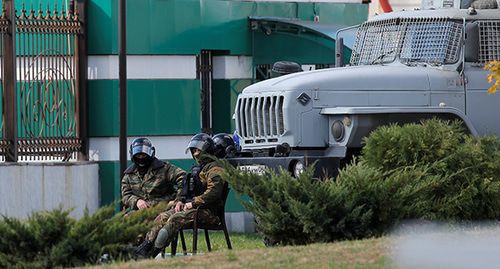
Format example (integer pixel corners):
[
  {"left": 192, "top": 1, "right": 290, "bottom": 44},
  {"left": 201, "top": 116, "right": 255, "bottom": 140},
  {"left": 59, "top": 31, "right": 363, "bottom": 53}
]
[{"left": 464, "top": 22, "right": 479, "bottom": 62}]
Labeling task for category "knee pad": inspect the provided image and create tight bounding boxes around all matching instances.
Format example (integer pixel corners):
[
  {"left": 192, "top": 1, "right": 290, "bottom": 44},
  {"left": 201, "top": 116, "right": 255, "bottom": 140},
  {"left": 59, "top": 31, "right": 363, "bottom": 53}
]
[{"left": 154, "top": 227, "right": 170, "bottom": 249}]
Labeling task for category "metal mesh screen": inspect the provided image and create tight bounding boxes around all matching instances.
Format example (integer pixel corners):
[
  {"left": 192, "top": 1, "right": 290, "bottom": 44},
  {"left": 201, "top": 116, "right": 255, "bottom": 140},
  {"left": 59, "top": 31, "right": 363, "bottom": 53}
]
[
  {"left": 400, "top": 19, "right": 462, "bottom": 64},
  {"left": 351, "top": 18, "right": 463, "bottom": 66},
  {"left": 478, "top": 21, "right": 500, "bottom": 64},
  {"left": 351, "top": 18, "right": 401, "bottom": 65}
]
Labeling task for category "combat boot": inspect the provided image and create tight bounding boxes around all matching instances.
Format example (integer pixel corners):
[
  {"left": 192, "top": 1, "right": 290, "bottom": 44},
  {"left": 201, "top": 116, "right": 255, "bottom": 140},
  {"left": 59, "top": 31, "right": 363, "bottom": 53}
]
[
  {"left": 150, "top": 247, "right": 163, "bottom": 258},
  {"left": 133, "top": 239, "right": 153, "bottom": 259}
]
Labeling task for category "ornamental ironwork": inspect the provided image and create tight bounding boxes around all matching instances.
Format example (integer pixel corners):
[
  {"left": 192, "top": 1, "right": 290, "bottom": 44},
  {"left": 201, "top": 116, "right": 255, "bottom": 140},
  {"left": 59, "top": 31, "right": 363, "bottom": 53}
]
[{"left": 0, "top": 0, "right": 87, "bottom": 162}]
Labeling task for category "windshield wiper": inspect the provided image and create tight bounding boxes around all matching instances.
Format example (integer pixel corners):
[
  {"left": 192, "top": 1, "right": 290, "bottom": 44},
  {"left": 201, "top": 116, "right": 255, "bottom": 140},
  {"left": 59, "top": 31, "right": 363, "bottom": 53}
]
[
  {"left": 370, "top": 49, "right": 395, "bottom": 65},
  {"left": 402, "top": 58, "right": 443, "bottom": 67}
]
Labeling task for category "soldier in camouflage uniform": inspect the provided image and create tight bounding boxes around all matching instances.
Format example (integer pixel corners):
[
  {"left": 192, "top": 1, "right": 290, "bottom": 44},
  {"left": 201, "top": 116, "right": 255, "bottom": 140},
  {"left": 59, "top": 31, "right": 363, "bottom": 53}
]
[
  {"left": 121, "top": 138, "right": 186, "bottom": 213},
  {"left": 134, "top": 133, "right": 226, "bottom": 258}
]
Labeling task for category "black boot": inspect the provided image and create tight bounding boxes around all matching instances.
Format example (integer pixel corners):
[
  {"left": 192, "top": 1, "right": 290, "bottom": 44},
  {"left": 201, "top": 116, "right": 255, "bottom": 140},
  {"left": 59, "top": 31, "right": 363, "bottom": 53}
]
[
  {"left": 134, "top": 239, "right": 153, "bottom": 259},
  {"left": 150, "top": 247, "right": 163, "bottom": 258}
]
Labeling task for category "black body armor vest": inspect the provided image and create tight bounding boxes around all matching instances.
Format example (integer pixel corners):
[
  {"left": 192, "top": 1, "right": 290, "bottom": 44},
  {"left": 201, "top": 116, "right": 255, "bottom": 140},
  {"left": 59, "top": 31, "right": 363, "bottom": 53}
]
[{"left": 180, "top": 164, "right": 206, "bottom": 202}]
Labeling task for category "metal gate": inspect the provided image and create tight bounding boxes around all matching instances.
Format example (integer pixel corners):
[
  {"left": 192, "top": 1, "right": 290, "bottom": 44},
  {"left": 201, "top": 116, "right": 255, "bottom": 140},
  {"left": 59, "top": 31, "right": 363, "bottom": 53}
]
[{"left": 0, "top": 0, "right": 87, "bottom": 162}]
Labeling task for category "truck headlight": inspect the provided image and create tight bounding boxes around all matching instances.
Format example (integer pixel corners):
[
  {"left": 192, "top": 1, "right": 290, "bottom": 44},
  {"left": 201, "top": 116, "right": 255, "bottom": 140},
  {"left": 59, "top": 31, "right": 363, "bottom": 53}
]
[
  {"left": 331, "top": 120, "right": 345, "bottom": 142},
  {"left": 292, "top": 160, "right": 305, "bottom": 177}
]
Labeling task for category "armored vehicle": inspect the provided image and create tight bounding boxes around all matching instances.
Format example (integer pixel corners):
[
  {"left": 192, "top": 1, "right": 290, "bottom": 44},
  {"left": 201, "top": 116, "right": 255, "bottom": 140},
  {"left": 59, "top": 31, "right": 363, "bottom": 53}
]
[{"left": 232, "top": 0, "right": 500, "bottom": 177}]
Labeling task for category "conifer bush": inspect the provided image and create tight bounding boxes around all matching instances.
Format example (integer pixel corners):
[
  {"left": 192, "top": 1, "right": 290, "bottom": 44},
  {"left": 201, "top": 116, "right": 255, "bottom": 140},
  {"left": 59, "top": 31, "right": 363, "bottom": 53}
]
[
  {"left": 361, "top": 120, "right": 465, "bottom": 170},
  {"left": 223, "top": 162, "right": 386, "bottom": 245},
  {"left": 361, "top": 119, "right": 500, "bottom": 221},
  {"left": 223, "top": 166, "right": 312, "bottom": 245},
  {"left": 283, "top": 167, "right": 345, "bottom": 243},
  {"left": 223, "top": 119, "right": 500, "bottom": 246},
  {"left": 0, "top": 203, "right": 165, "bottom": 268}
]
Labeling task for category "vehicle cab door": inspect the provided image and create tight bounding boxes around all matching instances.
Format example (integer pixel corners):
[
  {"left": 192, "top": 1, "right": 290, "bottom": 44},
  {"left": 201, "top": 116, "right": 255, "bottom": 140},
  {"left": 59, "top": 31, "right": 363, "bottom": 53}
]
[{"left": 464, "top": 20, "right": 500, "bottom": 136}]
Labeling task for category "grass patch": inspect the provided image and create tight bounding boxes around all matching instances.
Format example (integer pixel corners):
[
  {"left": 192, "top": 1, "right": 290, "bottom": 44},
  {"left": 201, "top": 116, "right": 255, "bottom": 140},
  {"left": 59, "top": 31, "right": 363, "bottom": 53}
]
[
  {"left": 87, "top": 234, "right": 391, "bottom": 269},
  {"left": 165, "top": 231, "right": 265, "bottom": 254}
]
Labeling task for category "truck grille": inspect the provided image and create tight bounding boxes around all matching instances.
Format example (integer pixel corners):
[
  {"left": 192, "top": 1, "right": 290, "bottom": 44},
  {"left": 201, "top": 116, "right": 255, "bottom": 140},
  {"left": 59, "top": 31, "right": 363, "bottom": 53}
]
[
  {"left": 478, "top": 21, "right": 500, "bottom": 64},
  {"left": 236, "top": 95, "right": 285, "bottom": 143}
]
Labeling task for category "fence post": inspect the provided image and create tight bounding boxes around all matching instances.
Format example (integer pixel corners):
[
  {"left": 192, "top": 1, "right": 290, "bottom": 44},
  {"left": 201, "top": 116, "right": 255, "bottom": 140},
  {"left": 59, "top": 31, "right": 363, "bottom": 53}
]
[
  {"left": 76, "top": 0, "right": 88, "bottom": 161},
  {"left": 3, "top": 0, "right": 17, "bottom": 162}
]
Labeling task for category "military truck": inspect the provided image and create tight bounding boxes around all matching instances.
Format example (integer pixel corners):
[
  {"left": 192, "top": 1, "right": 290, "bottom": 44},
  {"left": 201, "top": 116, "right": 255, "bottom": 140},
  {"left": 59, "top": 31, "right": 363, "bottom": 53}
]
[{"left": 231, "top": 0, "right": 500, "bottom": 178}]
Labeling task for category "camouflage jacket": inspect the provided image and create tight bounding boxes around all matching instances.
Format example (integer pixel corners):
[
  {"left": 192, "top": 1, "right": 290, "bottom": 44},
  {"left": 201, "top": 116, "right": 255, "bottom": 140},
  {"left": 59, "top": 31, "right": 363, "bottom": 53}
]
[
  {"left": 190, "top": 161, "right": 225, "bottom": 212},
  {"left": 121, "top": 158, "right": 186, "bottom": 210}
]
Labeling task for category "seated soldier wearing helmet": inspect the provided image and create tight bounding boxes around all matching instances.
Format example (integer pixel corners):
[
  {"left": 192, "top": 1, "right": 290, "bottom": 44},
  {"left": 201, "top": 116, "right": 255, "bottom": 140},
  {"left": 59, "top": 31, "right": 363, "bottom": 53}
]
[
  {"left": 213, "top": 133, "right": 237, "bottom": 159},
  {"left": 134, "top": 133, "right": 226, "bottom": 258},
  {"left": 121, "top": 138, "right": 186, "bottom": 213}
]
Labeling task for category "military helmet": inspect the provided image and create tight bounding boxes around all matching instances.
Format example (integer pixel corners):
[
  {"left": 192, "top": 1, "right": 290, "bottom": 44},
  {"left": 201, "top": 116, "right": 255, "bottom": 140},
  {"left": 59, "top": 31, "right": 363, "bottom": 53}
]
[
  {"left": 129, "top": 137, "right": 155, "bottom": 160},
  {"left": 185, "top": 133, "right": 215, "bottom": 155},
  {"left": 213, "top": 133, "right": 236, "bottom": 158}
]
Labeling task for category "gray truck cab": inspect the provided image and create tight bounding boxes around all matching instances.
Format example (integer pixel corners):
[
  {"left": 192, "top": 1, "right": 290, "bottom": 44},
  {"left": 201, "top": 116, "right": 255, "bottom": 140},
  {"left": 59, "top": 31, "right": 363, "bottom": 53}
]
[{"left": 231, "top": 0, "right": 500, "bottom": 178}]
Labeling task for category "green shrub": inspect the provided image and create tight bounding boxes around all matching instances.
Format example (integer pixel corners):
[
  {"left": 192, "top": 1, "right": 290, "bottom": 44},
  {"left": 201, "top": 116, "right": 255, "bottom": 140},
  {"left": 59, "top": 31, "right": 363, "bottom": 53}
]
[
  {"left": 0, "top": 203, "right": 165, "bottom": 268},
  {"left": 431, "top": 136, "right": 500, "bottom": 220},
  {"left": 361, "top": 119, "right": 464, "bottom": 170},
  {"left": 285, "top": 167, "right": 345, "bottom": 243},
  {"left": 361, "top": 119, "right": 500, "bottom": 221},
  {"left": 224, "top": 119, "right": 500, "bottom": 246},
  {"left": 223, "top": 164, "right": 312, "bottom": 245},
  {"left": 334, "top": 161, "right": 395, "bottom": 237},
  {"left": 223, "top": 162, "right": 384, "bottom": 245}
]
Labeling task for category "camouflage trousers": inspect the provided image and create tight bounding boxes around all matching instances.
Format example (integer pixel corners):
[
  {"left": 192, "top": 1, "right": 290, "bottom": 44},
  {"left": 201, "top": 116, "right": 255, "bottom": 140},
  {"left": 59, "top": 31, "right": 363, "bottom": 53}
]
[
  {"left": 146, "top": 207, "right": 220, "bottom": 249},
  {"left": 124, "top": 201, "right": 175, "bottom": 246}
]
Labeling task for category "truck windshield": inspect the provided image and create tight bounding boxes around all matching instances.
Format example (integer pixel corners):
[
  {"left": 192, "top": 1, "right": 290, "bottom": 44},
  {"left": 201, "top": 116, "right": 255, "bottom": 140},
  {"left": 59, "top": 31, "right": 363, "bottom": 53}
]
[{"left": 350, "top": 18, "right": 463, "bottom": 66}]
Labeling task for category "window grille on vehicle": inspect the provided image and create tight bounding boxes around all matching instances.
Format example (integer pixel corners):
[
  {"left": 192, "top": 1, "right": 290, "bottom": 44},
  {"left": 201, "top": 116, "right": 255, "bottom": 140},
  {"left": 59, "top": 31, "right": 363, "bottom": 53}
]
[
  {"left": 351, "top": 18, "right": 463, "bottom": 66},
  {"left": 351, "top": 18, "right": 401, "bottom": 65},
  {"left": 478, "top": 20, "right": 500, "bottom": 64},
  {"left": 236, "top": 95, "right": 285, "bottom": 142}
]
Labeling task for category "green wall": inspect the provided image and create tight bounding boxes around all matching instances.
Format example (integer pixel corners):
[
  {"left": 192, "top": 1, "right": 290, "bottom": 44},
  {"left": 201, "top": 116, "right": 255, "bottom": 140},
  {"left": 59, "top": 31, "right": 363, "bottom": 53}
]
[
  {"left": 88, "top": 0, "right": 368, "bottom": 55},
  {"left": 253, "top": 31, "right": 337, "bottom": 65},
  {"left": 89, "top": 78, "right": 259, "bottom": 137},
  {"left": 88, "top": 80, "right": 201, "bottom": 136},
  {"left": 212, "top": 79, "right": 252, "bottom": 134}
]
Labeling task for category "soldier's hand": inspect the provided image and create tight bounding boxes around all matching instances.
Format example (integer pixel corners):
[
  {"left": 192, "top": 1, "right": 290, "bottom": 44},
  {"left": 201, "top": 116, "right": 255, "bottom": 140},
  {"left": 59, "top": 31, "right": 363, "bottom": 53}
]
[
  {"left": 175, "top": 201, "right": 184, "bottom": 213},
  {"left": 184, "top": 202, "right": 193, "bottom": 211},
  {"left": 136, "top": 199, "right": 150, "bottom": 209}
]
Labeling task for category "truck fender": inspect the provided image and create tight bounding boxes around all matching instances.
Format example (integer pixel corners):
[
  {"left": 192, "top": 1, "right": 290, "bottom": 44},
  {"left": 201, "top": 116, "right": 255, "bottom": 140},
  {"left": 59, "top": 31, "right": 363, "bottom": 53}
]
[{"left": 320, "top": 106, "right": 479, "bottom": 149}]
